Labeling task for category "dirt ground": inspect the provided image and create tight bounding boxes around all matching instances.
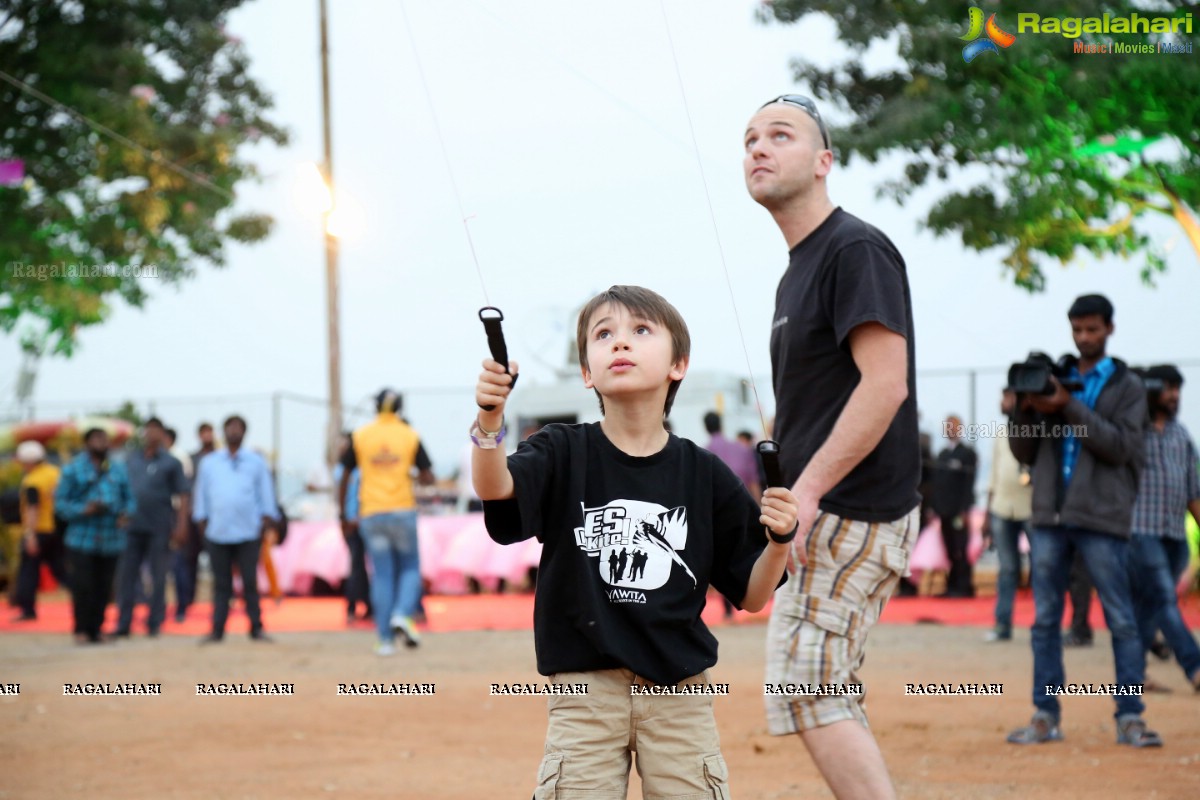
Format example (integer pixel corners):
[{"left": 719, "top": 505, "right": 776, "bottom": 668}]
[{"left": 1, "top": 621, "right": 1198, "bottom": 799}]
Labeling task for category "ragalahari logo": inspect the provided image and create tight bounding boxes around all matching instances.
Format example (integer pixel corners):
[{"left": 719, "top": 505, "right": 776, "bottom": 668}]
[{"left": 960, "top": 7, "right": 1016, "bottom": 62}]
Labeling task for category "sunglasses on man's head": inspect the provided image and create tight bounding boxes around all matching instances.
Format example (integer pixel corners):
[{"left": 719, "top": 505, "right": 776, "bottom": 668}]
[{"left": 759, "top": 94, "right": 830, "bottom": 150}]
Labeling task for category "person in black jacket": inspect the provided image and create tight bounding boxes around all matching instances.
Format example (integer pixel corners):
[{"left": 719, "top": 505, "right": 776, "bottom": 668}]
[
  {"left": 933, "top": 416, "right": 978, "bottom": 597},
  {"left": 1005, "top": 294, "right": 1159, "bottom": 748}
]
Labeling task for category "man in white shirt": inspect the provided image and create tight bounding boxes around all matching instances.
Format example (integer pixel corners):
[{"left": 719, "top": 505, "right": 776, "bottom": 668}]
[{"left": 983, "top": 388, "right": 1033, "bottom": 641}]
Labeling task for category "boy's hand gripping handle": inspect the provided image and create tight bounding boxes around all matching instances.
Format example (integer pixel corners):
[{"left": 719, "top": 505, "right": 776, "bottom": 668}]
[
  {"left": 757, "top": 440, "right": 796, "bottom": 544},
  {"left": 478, "top": 307, "right": 518, "bottom": 411}
]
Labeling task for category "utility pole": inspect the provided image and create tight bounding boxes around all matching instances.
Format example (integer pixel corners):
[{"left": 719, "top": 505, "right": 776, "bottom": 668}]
[{"left": 319, "top": 0, "right": 342, "bottom": 466}]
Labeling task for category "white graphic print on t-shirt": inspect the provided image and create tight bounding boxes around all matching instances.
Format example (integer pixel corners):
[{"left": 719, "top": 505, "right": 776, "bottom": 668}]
[{"left": 573, "top": 499, "right": 693, "bottom": 603}]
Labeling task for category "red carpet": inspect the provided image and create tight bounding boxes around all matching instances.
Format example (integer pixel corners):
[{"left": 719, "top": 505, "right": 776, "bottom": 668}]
[{"left": 4, "top": 589, "right": 1200, "bottom": 636}]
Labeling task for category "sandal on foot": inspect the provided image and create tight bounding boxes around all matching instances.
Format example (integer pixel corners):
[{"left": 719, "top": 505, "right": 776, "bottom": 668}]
[
  {"left": 1006, "top": 712, "right": 1063, "bottom": 744},
  {"left": 1116, "top": 716, "right": 1163, "bottom": 748}
]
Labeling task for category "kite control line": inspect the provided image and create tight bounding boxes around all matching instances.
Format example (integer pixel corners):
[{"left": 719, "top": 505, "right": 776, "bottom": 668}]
[
  {"left": 657, "top": 0, "right": 790, "bottom": 527},
  {"left": 398, "top": 0, "right": 519, "bottom": 411}
]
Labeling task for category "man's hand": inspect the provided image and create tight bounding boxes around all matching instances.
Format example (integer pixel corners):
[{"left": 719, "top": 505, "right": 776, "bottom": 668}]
[
  {"left": 171, "top": 524, "right": 188, "bottom": 549},
  {"left": 476, "top": 358, "right": 519, "bottom": 431},
  {"left": 83, "top": 500, "right": 107, "bottom": 516},
  {"left": 22, "top": 532, "right": 38, "bottom": 557},
  {"left": 116, "top": 513, "right": 129, "bottom": 529},
  {"left": 1029, "top": 377, "right": 1071, "bottom": 414},
  {"left": 761, "top": 486, "right": 800, "bottom": 542},
  {"left": 787, "top": 488, "right": 821, "bottom": 567},
  {"left": 341, "top": 519, "right": 358, "bottom": 540}
]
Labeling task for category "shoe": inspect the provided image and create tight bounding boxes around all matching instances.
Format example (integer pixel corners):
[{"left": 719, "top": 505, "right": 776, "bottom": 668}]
[
  {"left": 1006, "top": 711, "right": 1063, "bottom": 745},
  {"left": 1116, "top": 715, "right": 1163, "bottom": 747},
  {"left": 249, "top": 630, "right": 273, "bottom": 643},
  {"left": 199, "top": 634, "right": 224, "bottom": 645},
  {"left": 1149, "top": 637, "right": 1172, "bottom": 661},
  {"left": 12, "top": 612, "right": 36, "bottom": 622},
  {"left": 375, "top": 641, "right": 397, "bottom": 657},
  {"left": 174, "top": 612, "right": 186, "bottom": 624},
  {"left": 147, "top": 629, "right": 160, "bottom": 639},
  {"left": 984, "top": 627, "right": 1012, "bottom": 642},
  {"left": 1062, "top": 631, "right": 1093, "bottom": 647},
  {"left": 1190, "top": 669, "right": 1200, "bottom": 693},
  {"left": 391, "top": 616, "right": 421, "bottom": 648},
  {"left": 110, "top": 629, "right": 130, "bottom": 639}
]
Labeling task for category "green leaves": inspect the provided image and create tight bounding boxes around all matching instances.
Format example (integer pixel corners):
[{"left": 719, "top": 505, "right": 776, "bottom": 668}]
[
  {"left": 0, "top": 0, "right": 287, "bottom": 354},
  {"left": 761, "top": 0, "right": 1200, "bottom": 289}
]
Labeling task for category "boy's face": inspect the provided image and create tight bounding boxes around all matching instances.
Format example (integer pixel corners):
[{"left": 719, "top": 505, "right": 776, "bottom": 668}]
[{"left": 581, "top": 302, "right": 687, "bottom": 405}]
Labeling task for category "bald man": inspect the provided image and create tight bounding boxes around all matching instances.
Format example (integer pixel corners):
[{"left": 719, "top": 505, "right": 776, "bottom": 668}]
[{"left": 746, "top": 95, "right": 920, "bottom": 800}]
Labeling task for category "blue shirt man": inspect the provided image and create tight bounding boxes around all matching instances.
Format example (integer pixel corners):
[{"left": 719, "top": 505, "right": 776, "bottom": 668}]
[
  {"left": 192, "top": 448, "right": 277, "bottom": 544},
  {"left": 190, "top": 415, "right": 278, "bottom": 642}
]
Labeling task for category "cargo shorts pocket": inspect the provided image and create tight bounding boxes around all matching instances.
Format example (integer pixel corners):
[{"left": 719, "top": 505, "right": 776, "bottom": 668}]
[
  {"left": 881, "top": 544, "right": 910, "bottom": 579},
  {"left": 703, "top": 753, "right": 730, "bottom": 800},
  {"left": 533, "top": 753, "right": 563, "bottom": 800},
  {"left": 803, "top": 596, "right": 856, "bottom": 638}
]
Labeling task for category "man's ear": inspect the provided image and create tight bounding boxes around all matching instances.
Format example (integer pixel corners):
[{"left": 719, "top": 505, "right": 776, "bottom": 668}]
[
  {"left": 669, "top": 355, "right": 690, "bottom": 382},
  {"left": 815, "top": 147, "right": 834, "bottom": 178}
]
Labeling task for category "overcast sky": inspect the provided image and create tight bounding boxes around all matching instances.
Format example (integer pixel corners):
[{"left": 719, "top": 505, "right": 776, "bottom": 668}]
[{"left": 5, "top": 0, "right": 1198, "bottom": 492}]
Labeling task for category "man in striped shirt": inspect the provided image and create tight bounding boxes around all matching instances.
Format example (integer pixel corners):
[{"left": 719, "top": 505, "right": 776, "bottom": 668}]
[
  {"left": 1128, "top": 364, "right": 1200, "bottom": 692},
  {"left": 55, "top": 428, "right": 135, "bottom": 644}
]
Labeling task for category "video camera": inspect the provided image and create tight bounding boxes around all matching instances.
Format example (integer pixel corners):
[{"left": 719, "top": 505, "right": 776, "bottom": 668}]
[{"left": 1007, "top": 352, "right": 1083, "bottom": 396}]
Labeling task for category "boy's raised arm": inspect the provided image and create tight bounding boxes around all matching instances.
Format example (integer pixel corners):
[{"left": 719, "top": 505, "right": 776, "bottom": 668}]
[{"left": 472, "top": 358, "right": 519, "bottom": 501}]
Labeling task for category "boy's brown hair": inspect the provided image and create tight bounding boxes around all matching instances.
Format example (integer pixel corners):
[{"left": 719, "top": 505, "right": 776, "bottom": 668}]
[{"left": 575, "top": 285, "right": 691, "bottom": 417}]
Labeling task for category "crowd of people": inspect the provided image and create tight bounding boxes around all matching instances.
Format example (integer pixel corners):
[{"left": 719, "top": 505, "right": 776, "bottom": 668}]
[{"left": 9, "top": 415, "right": 281, "bottom": 644}]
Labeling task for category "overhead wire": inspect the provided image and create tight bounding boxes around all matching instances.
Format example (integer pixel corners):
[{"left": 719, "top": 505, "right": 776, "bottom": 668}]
[
  {"left": 655, "top": 0, "right": 772, "bottom": 440},
  {"left": 0, "top": 69, "right": 235, "bottom": 201}
]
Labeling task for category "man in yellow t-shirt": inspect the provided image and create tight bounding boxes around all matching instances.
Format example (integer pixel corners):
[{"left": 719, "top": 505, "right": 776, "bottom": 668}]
[
  {"left": 338, "top": 389, "right": 434, "bottom": 655},
  {"left": 14, "top": 441, "right": 65, "bottom": 622}
]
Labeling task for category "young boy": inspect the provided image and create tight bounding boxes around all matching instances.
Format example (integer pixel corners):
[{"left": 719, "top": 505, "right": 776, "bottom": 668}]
[{"left": 472, "top": 285, "right": 798, "bottom": 799}]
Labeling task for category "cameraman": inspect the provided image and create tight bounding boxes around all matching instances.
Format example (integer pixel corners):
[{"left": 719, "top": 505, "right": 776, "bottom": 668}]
[
  {"left": 1128, "top": 365, "right": 1200, "bottom": 692},
  {"left": 1005, "top": 294, "right": 1159, "bottom": 748}
]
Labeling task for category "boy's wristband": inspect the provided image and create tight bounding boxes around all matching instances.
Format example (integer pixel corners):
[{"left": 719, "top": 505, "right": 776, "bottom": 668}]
[
  {"left": 767, "top": 524, "right": 798, "bottom": 545},
  {"left": 469, "top": 417, "right": 506, "bottom": 449}
]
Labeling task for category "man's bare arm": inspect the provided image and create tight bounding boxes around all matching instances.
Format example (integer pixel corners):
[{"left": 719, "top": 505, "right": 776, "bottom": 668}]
[{"left": 794, "top": 322, "right": 909, "bottom": 502}]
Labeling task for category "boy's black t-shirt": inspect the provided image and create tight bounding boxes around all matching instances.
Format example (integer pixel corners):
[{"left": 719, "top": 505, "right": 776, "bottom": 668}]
[
  {"left": 482, "top": 422, "right": 774, "bottom": 686},
  {"left": 770, "top": 207, "right": 921, "bottom": 522}
]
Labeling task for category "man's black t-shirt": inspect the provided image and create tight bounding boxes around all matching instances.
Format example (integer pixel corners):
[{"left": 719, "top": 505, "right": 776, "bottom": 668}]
[
  {"left": 770, "top": 207, "right": 921, "bottom": 522},
  {"left": 482, "top": 422, "right": 774, "bottom": 686}
]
